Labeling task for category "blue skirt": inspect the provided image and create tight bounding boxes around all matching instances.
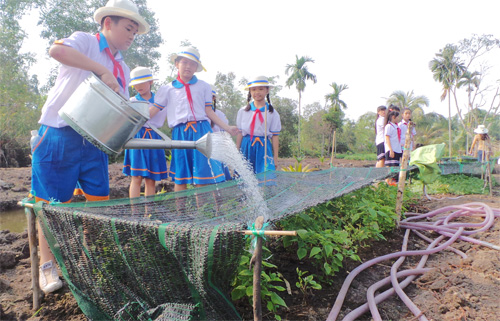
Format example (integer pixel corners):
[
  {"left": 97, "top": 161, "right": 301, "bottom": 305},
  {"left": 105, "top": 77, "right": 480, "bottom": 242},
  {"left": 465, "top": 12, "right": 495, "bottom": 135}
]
[
  {"left": 122, "top": 127, "right": 169, "bottom": 181},
  {"left": 240, "top": 135, "right": 276, "bottom": 174},
  {"left": 169, "top": 120, "right": 226, "bottom": 185}
]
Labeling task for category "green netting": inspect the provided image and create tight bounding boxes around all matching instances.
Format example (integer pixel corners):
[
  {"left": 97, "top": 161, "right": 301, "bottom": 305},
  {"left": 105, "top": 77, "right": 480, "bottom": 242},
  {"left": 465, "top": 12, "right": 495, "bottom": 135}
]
[
  {"left": 35, "top": 166, "right": 394, "bottom": 320},
  {"left": 438, "top": 156, "right": 498, "bottom": 176}
]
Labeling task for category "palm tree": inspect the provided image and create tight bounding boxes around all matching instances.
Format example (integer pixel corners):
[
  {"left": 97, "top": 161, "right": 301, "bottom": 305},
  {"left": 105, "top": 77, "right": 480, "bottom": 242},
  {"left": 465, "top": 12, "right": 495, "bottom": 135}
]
[
  {"left": 285, "top": 55, "right": 317, "bottom": 152},
  {"left": 429, "top": 44, "right": 466, "bottom": 157},
  {"left": 386, "top": 90, "right": 429, "bottom": 114},
  {"left": 323, "top": 83, "right": 348, "bottom": 159},
  {"left": 457, "top": 70, "right": 481, "bottom": 151}
]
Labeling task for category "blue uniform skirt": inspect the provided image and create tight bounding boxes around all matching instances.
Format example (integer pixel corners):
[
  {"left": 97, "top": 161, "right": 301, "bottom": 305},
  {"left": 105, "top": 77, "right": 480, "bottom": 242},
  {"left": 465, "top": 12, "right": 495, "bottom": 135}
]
[
  {"left": 169, "top": 120, "right": 226, "bottom": 185},
  {"left": 122, "top": 127, "right": 169, "bottom": 181},
  {"left": 240, "top": 135, "right": 276, "bottom": 174},
  {"left": 31, "top": 125, "right": 109, "bottom": 203}
]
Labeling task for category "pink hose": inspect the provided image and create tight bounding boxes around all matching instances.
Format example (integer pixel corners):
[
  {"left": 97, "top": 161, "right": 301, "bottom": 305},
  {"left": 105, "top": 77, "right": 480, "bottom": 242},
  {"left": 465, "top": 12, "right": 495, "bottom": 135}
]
[{"left": 326, "top": 202, "right": 500, "bottom": 321}]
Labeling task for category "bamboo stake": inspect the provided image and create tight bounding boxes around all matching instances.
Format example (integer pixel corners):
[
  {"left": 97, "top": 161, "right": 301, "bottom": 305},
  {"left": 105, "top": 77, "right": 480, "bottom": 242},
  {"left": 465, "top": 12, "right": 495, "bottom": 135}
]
[
  {"left": 241, "top": 230, "right": 296, "bottom": 236},
  {"left": 395, "top": 122, "right": 414, "bottom": 224},
  {"left": 249, "top": 216, "right": 264, "bottom": 321},
  {"left": 26, "top": 206, "right": 40, "bottom": 311}
]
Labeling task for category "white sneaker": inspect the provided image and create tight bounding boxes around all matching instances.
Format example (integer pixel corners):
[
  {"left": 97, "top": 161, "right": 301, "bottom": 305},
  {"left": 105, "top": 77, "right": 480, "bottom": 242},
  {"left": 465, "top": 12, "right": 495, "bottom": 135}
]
[{"left": 39, "top": 260, "right": 63, "bottom": 294}]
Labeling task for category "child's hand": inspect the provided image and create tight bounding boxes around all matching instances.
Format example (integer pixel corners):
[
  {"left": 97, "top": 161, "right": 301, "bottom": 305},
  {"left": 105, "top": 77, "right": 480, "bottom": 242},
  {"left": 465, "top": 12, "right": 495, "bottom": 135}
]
[
  {"left": 390, "top": 150, "right": 395, "bottom": 158},
  {"left": 226, "top": 126, "right": 240, "bottom": 136},
  {"left": 99, "top": 71, "right": 121, "bottom": 93}
]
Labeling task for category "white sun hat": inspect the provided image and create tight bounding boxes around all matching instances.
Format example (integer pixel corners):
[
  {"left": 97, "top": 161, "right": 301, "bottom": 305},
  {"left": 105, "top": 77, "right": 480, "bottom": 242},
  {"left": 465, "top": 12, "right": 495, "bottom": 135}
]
[
  {"left": 129, "top": 67, "right": 158, "bottom": 86},
  {"left": 244, "top": 76, "right": 274, "bottom": 90},
  {"left": 210, "top": 85, "right": 217, "bottom": 97},
  {"left": 474, "top": 124, "right": 488, "bottom": 134},
  {"left": 170, "top": 47, "right": 206, "bottom": 72},
  {"left": 94, "top": 0, "right": 150, "bottom": 35}
]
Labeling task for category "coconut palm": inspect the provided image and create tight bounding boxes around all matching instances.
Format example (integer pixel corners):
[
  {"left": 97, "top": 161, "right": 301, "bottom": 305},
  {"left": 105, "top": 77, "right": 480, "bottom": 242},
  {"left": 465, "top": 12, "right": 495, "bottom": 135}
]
[
  {"left": 429, "top": 44, "right": 466, "bottom": 157},
  {"left": 386, "top": 90, "right": 429, "bottom": 114},
  {"left": 457, "top": 70, "right": 481, "bottom": 150},
  {"left": 285, "top": 55, "right": 317, "bottom": 152},
  {"left": 323, "top": 83, "right": 349, "bottom": 158}
]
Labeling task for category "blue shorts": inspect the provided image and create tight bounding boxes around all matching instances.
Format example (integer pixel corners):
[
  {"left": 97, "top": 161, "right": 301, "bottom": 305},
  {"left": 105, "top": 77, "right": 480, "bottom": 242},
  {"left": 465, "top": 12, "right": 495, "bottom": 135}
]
[
  {"left": 122, "top": 127, "right": 169, "bottom": 181},
  {"left": 31, "top": 125, "right": 109, "bottom": 203},
  {"left": 240, "top": 135, "right": 276, "bottom": 174},
  {"left": 169, "top": 120, "right": 226, "bottom": 185}
]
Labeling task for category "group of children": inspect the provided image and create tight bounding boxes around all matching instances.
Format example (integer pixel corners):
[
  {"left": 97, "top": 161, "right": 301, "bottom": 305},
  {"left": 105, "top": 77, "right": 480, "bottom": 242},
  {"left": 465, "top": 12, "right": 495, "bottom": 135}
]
[
  {"left": 375, "top": 105, "right": 416, "bottom": 185},
  {"left": 30, "top": 0, "right": 281, "bottom": 295}
]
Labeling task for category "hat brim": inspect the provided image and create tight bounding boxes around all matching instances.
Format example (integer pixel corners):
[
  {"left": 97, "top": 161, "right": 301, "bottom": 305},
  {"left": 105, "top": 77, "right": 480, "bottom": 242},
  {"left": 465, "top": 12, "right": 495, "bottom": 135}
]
[
  {"left": 129, "top": 78, "right": 159, "bottom": 87},
  {"left": 474, "top": 129, "right": 488, "bottom": 134},
  {"left": 171, "top": 53, "right": 205, "bottom": 73},
  {"left": 94, "top": 7, "right": 150, "bottom": 34},
  {"left": 244, "top": 84, "right": 274, "bottom": 91}
]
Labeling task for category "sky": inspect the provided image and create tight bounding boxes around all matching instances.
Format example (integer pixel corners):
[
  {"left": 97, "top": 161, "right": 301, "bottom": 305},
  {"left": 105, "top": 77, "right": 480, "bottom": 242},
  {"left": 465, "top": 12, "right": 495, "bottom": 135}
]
[{"left": 20, "top": 0, "right": 500, "bottom": 121}]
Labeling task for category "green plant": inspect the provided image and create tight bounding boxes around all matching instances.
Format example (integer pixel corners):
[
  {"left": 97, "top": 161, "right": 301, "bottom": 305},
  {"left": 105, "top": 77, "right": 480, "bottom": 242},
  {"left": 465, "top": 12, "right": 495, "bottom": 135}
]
[
  {"left": 278, "top": 183, "right": 417, "bottom": 284},
  {"left": 232, "top": 244, "right": 288, "bottom": 320},
  {"left": 295, "top": 268, "right": 321, "bottom": 301},
  {"left": 294, "top": 154, "right": 305, "bottom": 164},
  {"left": 281, "top": 162, "right": 316, "bottom": 172},
  {"left": 319, "top": 156, "right": 325, "bottom": 165}
]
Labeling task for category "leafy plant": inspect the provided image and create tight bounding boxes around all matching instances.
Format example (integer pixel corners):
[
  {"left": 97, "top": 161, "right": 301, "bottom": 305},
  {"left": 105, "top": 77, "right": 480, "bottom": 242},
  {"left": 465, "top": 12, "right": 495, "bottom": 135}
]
[
  {"left": 281, "top": 162, "right": 316, "bottom": 172},
  {"left": 278, "top": 183, "right": 417, "bottom": 284},
  {"left": 295, "top": 268, "right": 321, "bottom": 301},
  {"left": 232, "top": 244, "right": 288, "bottom": 320}
]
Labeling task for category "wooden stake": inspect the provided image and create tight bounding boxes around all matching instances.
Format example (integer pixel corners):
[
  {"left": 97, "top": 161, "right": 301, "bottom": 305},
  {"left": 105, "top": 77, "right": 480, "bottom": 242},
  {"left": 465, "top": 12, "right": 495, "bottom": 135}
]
[
  {"left": 395, "top": 122, "right": 414, "bottom": 224},
  {"left": 26, "top": 207, "right": 40, "bottom": 311},
  {"left": 249, "top": 216, "right": 264, "bottom": 321}
]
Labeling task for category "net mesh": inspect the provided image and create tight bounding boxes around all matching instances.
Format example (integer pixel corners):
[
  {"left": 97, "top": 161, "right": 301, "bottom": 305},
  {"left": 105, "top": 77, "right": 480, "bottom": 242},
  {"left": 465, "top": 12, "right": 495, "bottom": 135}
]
[
  {"left": 34, "top": 160, "right": 493, "bottom": 320},
  {"left": 36, "top": 167, "right": 393, "bottom": 320},
  {"left": 438, "top": 157, "right": 498, "bottom": 175}
]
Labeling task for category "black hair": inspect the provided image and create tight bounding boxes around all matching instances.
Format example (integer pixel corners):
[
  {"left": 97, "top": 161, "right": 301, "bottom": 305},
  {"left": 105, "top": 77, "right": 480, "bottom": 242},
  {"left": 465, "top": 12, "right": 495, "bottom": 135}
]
[
  {"left": 384, "top": 110, "right": 400, "bottom": 127},
  {"left": 100, "top": 15, "right": 139, "bottom": 32},
  {"left": 375, "top": 105, "right": 387, "bottom": 134},
  {"left": 210, "top": 96, "right": 217, "bottom": 128},
  {"left": 244, "top": 90, "right": 274, "bottom": 113},
  {"left": 388, "top": 104, "right": 400, "bottom": 112}
]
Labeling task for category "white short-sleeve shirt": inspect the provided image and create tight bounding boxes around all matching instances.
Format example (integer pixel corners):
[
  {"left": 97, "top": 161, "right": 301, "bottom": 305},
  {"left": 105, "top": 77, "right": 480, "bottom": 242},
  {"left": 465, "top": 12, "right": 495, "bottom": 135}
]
[
  {"left": 212, "top": 109, "right": 229, "bottom": 132},
  {"left": 384, "top": 122, "right": 402, "bottom": 153},
  {"left": 236, "top": 103, "right": 281, "bottom": 138},
  {"left": 398, "top": 121, "right": 417, "bottom": 149},
  {"left": 39, "top": 32, "right": 130, "bottom": 128},
  {"left": 375, "top": 116, "right": 386, "bottom": 145},
  {"left": 152, "top": 77, "right": 212, "bottom": 128}
]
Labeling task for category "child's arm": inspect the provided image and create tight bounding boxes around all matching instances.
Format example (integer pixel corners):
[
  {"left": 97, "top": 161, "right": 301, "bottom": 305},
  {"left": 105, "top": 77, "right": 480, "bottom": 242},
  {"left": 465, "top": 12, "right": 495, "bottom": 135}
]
[
  {"left": 272, "top": 135, "right": 279, "bottom": 164},
  {"left": 236, "top": 133, "right": 243, "bottom": 150},
  {"left": 385, "top": 135, "right": 394, "bottom": 158},
  {"left": 469, "top": 135, "right": 478, "bottom": 154},
  {"left": 206, "top": 107, "right": 239, "bottom": 136},
  {"left": 49, "top": 44, "right": 120, "bottom": 92}
]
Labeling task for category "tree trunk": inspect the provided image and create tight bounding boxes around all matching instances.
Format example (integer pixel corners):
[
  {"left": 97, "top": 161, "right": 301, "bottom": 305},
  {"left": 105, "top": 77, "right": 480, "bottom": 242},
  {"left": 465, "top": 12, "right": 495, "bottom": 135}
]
[
  {"left": 298, "top": 92, "right": 302, "bottom": 153},
  {"left": 448, "top": 91, "right": 452, "bottom": 158}
]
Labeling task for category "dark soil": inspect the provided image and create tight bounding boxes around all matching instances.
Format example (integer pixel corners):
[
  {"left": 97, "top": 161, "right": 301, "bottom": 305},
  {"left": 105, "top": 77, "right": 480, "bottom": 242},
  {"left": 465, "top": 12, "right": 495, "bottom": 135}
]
[{"left": 1, "top": 160, "right": 499, "bottom": 321}]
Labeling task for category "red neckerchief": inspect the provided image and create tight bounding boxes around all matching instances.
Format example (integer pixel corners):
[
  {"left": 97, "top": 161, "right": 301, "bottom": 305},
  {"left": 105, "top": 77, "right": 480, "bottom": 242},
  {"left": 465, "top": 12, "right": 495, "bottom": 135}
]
[
  {"left": 95, "top": 33, "right": 125, "bottom": 93},
  {"left": 176, "top": 73, "right": 197, "bottom": 123},
  {"left": 391, "top": 122, "right": 401, "bottom": 142},
  {"left": 250, "top": 104, "right": 265, "bottom": 140}
]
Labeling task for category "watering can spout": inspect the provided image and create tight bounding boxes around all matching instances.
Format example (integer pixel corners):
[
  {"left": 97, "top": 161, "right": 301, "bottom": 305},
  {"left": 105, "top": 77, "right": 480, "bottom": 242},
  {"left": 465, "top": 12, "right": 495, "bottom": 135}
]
[{"left": 123, "top": 132, "right": 212, "bottom": 158}]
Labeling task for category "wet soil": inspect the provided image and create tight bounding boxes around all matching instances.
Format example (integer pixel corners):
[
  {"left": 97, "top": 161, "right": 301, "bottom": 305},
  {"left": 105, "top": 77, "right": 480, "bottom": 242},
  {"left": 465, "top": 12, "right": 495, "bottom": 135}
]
[{"left": 1, "top": 160, "right": 499, "bottom": 320}]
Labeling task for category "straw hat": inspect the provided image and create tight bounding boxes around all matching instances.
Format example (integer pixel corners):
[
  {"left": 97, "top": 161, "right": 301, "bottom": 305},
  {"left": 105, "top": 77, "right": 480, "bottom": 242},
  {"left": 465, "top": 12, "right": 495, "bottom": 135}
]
[
  {"left": 474, "top": 124, "right": 488, "bottom": 134},
  {"left": 244, "top": 76, "right": 274, "bottom": 90},
  {"left": 170, "top": 47, "right": 206, "bottom": 72},
  {"left": 129, "top": 67, "right": 158, "bottom": 86},
  {"left": 94, "top": 0, "right": 150, "bottom": 35}
]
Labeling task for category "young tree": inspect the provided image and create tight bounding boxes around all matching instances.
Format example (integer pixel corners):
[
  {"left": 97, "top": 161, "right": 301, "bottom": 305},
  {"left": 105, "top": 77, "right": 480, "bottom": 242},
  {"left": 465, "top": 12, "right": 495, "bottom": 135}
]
[
  {"left": 429, "top": 44, "right": 466, "bottom": 157},
  {"left": 323, "top": 83, "right": 348, "bottom": 159},
  {"left": 214, "top": 71, "right": 245, "bottom": 125},
  {"left": 285, "top": 55, "right": 317, "bottom": 153},
  {"left": 0, "top": 0, "right": 43, "bottom": 166}
]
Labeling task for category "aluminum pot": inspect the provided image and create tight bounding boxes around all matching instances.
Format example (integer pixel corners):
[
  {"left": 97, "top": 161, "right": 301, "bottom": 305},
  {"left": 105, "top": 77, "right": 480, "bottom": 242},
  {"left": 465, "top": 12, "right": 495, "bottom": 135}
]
[
  {"left": 58, "top": 73, "right": 150, "bottom": 155},
  {"left": 58, "top": 73, "right": 213, "bottom": 158}
]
